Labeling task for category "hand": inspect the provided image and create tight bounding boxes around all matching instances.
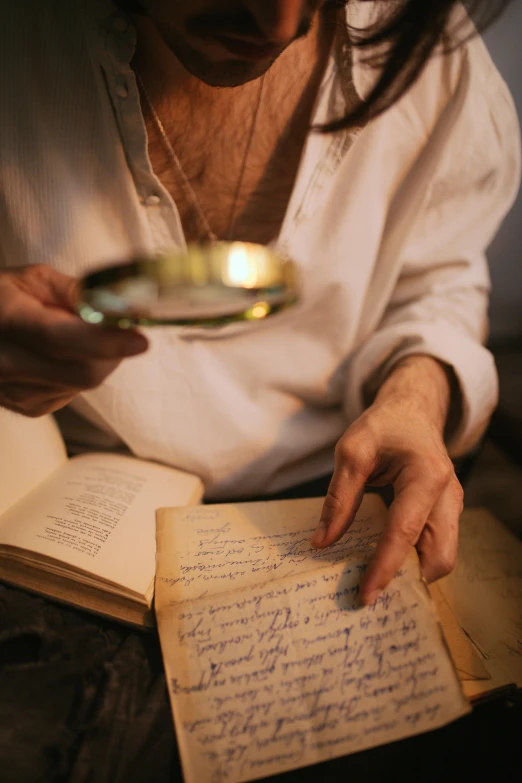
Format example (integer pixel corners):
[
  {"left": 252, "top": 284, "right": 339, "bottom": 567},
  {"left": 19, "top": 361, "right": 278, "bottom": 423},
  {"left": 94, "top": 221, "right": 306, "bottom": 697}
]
[
  {"left": 311, "top": 356, "right": 464, "bottom": 604},
  {"left": 0, "top": 264, "right": 148, "bottom": 416}
]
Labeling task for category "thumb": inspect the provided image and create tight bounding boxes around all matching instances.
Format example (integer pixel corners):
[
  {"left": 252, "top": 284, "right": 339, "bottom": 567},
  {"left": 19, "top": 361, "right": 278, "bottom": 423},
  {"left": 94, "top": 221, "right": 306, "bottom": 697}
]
[
  {"left": 39, "top": 266, "right": 80, "bottom": 312},
  {"left": 15, "top": 264, "right": 80, "bottom": 313}
]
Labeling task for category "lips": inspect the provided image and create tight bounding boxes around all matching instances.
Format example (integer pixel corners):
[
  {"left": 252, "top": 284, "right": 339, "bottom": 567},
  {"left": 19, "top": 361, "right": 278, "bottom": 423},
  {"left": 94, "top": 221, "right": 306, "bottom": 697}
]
[{"left": 213, "top": 34, "right": 283, "bottom": 62}]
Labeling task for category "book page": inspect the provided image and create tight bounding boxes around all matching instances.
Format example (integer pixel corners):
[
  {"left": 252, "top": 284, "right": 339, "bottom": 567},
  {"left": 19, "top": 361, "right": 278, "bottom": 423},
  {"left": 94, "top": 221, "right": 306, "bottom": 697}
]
[
  {"left": 437, "top": 508, "right": 522, "bottom": 688},
  {"left": 0, "top": 453, "right": 203, "bottom": 598},
  {"left": 156, "top": 497, "right": 469, "bottom": 783},
  {"left": 0, "top": 410, "right": 67, "bottom": 517}
]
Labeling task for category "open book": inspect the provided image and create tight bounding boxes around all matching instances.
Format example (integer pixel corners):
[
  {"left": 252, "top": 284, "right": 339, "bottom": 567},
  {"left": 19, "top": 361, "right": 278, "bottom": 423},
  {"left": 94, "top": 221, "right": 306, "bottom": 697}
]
[
  {"left": 0, "top": 408, "right": 203, "bottom": 627},
  {"left": 155, "top": 496, "right": 472, "bottom": 783}
]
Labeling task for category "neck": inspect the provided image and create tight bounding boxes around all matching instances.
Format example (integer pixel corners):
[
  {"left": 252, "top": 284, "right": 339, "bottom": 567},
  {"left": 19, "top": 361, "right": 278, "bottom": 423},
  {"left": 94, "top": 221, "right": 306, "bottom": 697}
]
[{"left": 130, "top": 10, "right": 331, "bottom": 111}]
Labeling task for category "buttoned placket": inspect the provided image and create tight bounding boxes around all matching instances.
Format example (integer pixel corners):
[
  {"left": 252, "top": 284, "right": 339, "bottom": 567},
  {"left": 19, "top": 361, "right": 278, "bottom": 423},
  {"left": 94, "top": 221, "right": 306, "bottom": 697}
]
[{"left": 97, "top": 6, "right": 187, "bottom": 254}]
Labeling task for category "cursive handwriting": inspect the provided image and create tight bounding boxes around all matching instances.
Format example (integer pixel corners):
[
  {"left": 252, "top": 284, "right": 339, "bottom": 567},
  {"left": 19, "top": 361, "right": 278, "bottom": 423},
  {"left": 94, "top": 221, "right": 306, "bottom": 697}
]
[
  {"left": 160, "top": 559, "right": 467, "bottom": 782},
  {"left": 156, "top": 497, "right": 469, "bottom": 782}
]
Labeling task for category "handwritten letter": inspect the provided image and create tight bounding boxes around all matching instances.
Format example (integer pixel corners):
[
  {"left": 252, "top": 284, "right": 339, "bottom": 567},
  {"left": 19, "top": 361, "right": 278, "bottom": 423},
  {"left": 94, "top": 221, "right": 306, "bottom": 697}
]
[{"left": 156, "top": 496, "right": 469, "bottom": 783}]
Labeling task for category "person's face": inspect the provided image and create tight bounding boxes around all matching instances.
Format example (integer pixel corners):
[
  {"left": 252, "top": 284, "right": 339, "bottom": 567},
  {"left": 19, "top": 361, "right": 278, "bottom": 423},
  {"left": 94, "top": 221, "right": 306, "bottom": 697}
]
[{"left": 137, "top": 1, "right": 327, "bottom": 86}]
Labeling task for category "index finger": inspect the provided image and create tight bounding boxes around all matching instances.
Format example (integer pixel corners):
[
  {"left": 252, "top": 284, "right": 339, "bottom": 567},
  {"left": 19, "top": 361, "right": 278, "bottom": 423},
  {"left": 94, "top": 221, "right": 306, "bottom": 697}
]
[{"left": 6, "top": 299, "right": 148, "bottom": 361}]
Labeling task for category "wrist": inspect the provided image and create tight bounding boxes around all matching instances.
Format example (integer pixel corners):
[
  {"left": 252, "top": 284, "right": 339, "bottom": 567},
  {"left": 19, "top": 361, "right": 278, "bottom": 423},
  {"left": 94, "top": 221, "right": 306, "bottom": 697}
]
[{"left": 372, "top": 354, "right": 454, "bottom": 435}]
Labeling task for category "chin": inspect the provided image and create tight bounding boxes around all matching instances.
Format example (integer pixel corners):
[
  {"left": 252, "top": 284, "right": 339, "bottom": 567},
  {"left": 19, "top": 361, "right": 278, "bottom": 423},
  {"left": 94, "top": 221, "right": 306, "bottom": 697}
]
[
  {"left": 188, "top": 61, "right": 269, "bottom": 87},
  {"left": 161, "top": 31, "right": 271, "bottom": 86},
  {"left": 178, "top": 48, "right": 271, "bottom": 87}
]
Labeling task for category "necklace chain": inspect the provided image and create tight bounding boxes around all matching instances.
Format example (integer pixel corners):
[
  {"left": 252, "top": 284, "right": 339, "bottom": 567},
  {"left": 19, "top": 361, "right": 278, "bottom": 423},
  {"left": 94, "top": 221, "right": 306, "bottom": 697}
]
[{"left": 136, "top": 72, "right": 265, "bottom": 243}]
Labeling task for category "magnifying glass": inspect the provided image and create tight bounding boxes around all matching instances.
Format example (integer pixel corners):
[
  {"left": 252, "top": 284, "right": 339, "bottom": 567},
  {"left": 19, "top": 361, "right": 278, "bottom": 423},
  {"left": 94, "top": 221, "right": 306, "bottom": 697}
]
[{"left": 77, "top": 242, "right": 299, "bottom": 327}]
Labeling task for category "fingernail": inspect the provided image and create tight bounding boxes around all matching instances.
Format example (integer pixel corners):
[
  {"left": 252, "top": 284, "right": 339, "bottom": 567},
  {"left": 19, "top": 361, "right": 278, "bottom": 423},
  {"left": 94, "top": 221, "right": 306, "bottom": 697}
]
[
  {"left": 362, "top": 589, "right": 380, "bottom": 606},
  {"left": 311, "top": 520, "right": 328, "bottom": 547}
]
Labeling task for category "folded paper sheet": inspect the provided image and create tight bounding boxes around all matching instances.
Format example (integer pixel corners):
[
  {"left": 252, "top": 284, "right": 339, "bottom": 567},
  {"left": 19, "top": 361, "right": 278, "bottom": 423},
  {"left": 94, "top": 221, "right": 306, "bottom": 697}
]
[
  {"left": 438, "top": 509, "right": 522, "bottom": 692},
  {"left": 155, "top": 496, "right": 469, "bottom": 783},
  {"left": 429, "top": 582, "right": 490, "bottom": 682}
]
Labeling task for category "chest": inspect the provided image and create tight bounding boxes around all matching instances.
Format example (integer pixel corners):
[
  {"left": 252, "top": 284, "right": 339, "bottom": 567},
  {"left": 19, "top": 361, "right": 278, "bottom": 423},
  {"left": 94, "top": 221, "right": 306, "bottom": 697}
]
[{"left": 140, "top": 66, "right": 325, "bottom": 246}]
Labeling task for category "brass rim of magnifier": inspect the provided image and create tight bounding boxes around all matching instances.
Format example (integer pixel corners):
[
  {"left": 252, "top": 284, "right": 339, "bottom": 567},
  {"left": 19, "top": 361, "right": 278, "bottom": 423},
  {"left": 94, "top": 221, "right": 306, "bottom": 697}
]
[{"left": 77, "top": 242, "right": 299, "bottom": 327}]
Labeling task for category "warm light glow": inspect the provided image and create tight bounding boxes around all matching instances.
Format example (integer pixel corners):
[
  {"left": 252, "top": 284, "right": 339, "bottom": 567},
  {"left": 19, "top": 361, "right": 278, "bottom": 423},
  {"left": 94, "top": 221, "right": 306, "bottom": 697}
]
[
  {"left": 226, "top": 246, "right": 258, "bottom": 288},
  {"left": 251, "top": 302, "right": 269, "bottom": 319}
]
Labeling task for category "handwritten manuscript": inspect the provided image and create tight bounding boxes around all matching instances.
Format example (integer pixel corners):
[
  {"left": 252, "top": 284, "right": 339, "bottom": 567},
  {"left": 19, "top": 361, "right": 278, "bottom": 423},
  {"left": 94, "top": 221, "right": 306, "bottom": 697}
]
[{"left": 155, "top": 495, "right": 469, "bottom": 783}]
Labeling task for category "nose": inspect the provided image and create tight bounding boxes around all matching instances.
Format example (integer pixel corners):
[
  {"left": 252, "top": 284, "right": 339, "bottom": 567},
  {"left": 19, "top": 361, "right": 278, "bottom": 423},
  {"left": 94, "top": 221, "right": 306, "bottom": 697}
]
[{"left": 244, "top": 0, "right": 311, "bottom": 45}]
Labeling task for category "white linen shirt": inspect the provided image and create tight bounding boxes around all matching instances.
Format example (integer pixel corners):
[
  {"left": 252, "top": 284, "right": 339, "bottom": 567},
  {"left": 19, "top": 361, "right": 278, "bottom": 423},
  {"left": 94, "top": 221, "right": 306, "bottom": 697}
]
[{"left": 0, "top": 1, "right": 520, "bottom": 497}]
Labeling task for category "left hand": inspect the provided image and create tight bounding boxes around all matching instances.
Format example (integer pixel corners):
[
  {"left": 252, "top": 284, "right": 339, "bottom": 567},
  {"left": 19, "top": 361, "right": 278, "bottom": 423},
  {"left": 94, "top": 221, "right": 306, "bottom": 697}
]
[{"left": 311, "top": 356, "right": 464, "bottom": 605}]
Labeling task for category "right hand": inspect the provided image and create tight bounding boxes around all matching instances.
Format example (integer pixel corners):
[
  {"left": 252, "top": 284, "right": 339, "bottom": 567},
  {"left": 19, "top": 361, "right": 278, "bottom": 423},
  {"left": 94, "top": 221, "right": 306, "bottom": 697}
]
[{"left": 0, "top": 264, "right": 149, "bottom": 417}]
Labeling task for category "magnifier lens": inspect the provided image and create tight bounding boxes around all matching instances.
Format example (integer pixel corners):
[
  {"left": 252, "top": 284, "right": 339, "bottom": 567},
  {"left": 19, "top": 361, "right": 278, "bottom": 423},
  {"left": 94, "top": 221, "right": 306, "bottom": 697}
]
[{"left": 77, "top": 242, "right": 299, "bottom": 327}]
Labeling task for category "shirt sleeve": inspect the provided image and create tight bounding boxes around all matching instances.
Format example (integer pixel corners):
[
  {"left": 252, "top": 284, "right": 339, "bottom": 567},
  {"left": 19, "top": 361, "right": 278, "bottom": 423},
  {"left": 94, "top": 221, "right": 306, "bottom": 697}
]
[{"left": 344, "top": 38, "right": 521, "bottom": 457}]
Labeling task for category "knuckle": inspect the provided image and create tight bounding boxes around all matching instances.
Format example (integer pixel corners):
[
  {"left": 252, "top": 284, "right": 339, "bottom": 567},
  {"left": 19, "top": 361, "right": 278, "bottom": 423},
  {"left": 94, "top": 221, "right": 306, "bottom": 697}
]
[
  {"left": 445, "top": 473, "right": 464, "bottom": 514},
  {"left": 432, "top": 549, "right": 457, "bottom": 580},
  {"left": 334, "top": 436, "right": 371, "bottom": 477},
  {"left": 394, "top": 519, "right": 422, "bottom": 547},
  {"left": 424, "top": 454, "right": 453, "bottom": 488},
  {"left": 452, "top": 479, "right": 464, "bottom": 507},
  {"left": 24, "top": 263, "right": 49, "bottom": 281},
  {"left": 436, "top": 457, "right": 453, "bottom": 482},
  {"left": 22, "top": 264, "right": 61, "bottom": 294},
  {"left": 451, "top": 472, "right": 464, "bottom": 493},
  {"left": 334, "top": 436, "right": 352, "bottom": 461}
]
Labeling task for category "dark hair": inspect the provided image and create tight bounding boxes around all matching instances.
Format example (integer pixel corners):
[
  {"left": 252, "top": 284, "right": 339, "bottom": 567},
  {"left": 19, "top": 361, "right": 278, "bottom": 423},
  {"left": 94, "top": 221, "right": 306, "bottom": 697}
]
[
  {"left": 321, "top": 0, "right": 513, "bottom": 132},
  {"left": 118, "top": 1, "right": 512, "bottom": 130}
]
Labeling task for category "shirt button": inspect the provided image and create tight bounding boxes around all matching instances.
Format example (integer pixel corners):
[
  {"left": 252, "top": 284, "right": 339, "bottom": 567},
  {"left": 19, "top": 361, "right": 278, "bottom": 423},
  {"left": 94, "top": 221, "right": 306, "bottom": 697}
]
[
  {"left": 115, "top": 83, "right": 128, "bottom": 99},
  {"left": 145, "top": 194, "right": 161, "bottom": 206},
  {"left": 113, "top": 16, "right": 129, "bottom": 33}
]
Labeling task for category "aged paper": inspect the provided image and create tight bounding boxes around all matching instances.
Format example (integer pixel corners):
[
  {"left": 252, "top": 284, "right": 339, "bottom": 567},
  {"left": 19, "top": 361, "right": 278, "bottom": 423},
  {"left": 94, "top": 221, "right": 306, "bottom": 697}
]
[
  {"left": 156, "top": 495, "right": 386, "bottom": 602},
  {"left": 156, "top": 496, "right": 469, "bottom": 783},
  {"left": 438, "top": 508, "right": 522, "bottom": 689},
  {"left": 429, "top": 582, "right": 489, "bottom": 682}
]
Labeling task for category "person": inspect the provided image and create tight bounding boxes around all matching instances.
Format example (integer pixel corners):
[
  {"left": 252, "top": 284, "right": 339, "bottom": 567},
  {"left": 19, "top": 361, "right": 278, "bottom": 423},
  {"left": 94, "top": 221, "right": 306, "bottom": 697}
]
[{"left": 0, "top": 0, "right": 519, "bottom": 607}]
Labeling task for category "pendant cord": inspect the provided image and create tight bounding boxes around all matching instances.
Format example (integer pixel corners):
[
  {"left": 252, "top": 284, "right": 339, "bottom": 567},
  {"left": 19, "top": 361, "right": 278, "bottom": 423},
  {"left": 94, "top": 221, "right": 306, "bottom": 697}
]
[
  {"left": 136, "top": 72, "right": 265, "bottom": 243},
  {"left": 226, "top": 74, "right": 265, "bottom": 241}
]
